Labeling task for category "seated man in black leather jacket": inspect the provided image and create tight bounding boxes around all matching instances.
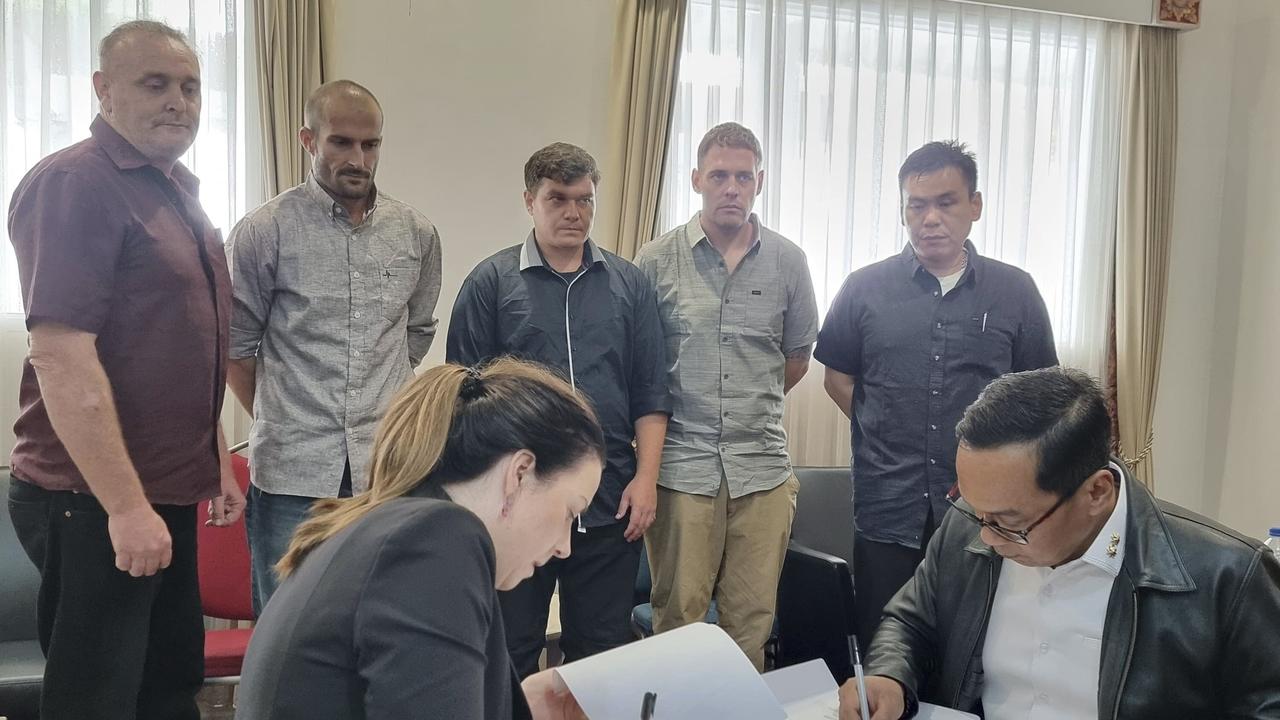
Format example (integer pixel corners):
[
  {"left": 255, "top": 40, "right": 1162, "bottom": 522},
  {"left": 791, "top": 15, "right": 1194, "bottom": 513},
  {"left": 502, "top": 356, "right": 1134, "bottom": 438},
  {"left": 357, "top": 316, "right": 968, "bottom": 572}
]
[{"left": 839, "top": 367, "right": 1280, "bottom": 720}]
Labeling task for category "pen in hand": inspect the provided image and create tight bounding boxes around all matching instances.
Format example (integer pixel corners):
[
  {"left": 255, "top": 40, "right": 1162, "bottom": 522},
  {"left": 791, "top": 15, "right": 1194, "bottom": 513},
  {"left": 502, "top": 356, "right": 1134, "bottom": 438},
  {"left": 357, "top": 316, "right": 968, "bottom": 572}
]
[{"left": 848, "top": 635, "right": 872, "bottom": 720}]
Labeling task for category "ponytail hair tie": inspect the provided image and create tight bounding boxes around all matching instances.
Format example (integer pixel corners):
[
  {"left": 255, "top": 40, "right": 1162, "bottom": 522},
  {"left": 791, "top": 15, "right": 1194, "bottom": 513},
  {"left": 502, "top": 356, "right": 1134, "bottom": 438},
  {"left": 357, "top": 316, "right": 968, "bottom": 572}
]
[{"left": 459, "top": 366, "right": 486, "bottom": 401}]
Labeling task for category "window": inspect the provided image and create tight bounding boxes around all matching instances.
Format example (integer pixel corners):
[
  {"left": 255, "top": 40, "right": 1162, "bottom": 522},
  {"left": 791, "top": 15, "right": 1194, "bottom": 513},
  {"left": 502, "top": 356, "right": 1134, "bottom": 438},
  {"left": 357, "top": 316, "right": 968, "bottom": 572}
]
[
  {"left": 0, "top": 0, "right": 250, "bottom": 314},
  {"left": 661, "top": 0, "right": 1128, "bottom": 374}
]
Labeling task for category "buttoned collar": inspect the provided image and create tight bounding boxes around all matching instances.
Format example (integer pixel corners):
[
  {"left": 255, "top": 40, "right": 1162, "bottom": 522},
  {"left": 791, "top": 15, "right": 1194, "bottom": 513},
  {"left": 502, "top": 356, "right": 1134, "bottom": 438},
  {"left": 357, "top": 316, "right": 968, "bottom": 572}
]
[
  {"left": 1077, "top": 462, "right": 1128, "bottom": 577},
  {"left": 91, "top": 114, "right": 200, "bottom": 195},
  {"left": 518, "top": 231, "right": 608, "bottom": 272},
  {"left": 901, "top": 238, "right": 984, "bottom": 287},
  {"left": 685, "top": 211, "right": 763, "bottom": 253},
  {"left": 302, "top": 173, "right": 380, "bottom": 223}
]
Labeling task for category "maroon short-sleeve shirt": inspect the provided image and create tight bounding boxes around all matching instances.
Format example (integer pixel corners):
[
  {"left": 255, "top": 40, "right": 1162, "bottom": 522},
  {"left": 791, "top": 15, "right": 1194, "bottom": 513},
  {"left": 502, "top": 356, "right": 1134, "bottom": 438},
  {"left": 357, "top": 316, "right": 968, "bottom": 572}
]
[{"left": 7, "top": 116, "right": 231, "bottom": 506}]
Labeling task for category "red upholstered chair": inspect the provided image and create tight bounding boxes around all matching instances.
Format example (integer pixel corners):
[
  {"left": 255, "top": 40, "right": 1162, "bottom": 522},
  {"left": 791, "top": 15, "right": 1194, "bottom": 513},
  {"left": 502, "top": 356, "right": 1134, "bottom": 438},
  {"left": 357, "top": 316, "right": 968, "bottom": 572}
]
[{"left": 198, "top": 449, "right": 255, "bottom": 683}]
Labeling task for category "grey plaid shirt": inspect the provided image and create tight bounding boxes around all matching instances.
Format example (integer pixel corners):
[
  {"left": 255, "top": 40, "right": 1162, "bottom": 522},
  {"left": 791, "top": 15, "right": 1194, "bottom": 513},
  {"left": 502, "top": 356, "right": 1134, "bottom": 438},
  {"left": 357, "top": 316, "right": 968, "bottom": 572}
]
[
  {"left": 636, "top": 213, "right": 819, "bottom": 498},
  {"left": 227, "top": 175, "right": 442, "bottom": 496}
]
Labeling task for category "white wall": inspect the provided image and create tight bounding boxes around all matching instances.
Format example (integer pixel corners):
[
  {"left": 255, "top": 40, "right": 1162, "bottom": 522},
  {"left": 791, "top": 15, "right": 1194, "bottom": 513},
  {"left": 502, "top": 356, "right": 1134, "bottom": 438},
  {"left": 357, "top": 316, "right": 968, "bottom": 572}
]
[
  {"left": 1205, "top": 0, "right": 1280, "bottom": 536},
  {"left": 320, "top": 0, "right": 618, "bottom": 367},
  {"left": 1150, "top": 2, "right": 1237, "bottom": 515},
  {"left": 1153, "top": 0, "right": 1280, "bottom": 537}
]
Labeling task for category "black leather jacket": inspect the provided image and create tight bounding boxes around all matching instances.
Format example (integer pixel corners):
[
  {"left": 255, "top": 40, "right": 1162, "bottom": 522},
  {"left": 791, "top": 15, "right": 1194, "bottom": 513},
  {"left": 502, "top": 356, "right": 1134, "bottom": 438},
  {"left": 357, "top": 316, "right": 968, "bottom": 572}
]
[{"left": 866, "top": 461, "right": 1280, "bottom": 718}]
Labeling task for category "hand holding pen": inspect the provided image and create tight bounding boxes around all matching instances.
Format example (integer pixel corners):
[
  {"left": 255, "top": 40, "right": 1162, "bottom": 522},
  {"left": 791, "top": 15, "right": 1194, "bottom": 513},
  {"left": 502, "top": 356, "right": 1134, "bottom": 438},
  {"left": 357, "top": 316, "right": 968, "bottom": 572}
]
[{"left": 837, "top": 636, "right": 906, "bottom": 720}]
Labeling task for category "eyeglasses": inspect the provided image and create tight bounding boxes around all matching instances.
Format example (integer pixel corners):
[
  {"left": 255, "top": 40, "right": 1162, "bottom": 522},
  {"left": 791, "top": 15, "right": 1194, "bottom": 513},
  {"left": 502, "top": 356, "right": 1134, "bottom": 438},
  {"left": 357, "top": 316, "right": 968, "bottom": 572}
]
[{"left": 944, "top": 483, "right": 1075, "bottom": 545}]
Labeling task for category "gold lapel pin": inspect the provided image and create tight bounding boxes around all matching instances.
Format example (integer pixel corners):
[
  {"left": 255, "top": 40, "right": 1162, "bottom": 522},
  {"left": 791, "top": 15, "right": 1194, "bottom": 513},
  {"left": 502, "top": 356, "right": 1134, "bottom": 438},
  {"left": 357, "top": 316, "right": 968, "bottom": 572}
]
[{"left": 1106, "top": 532, "right": 1120, "bottom": 558}]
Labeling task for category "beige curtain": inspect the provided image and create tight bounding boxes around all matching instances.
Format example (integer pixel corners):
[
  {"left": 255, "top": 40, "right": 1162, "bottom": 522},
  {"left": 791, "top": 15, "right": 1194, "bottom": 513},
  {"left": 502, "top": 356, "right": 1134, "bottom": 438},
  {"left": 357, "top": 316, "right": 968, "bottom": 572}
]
[
  {"left": 1113, "top": 25, "right": 1178, "bottom": 490},
  {"left": 255, "top": 0, "right": 325, "bottom": 197},
  {"left": 598, "top": 0, "right": 687, "bottom": 259}
]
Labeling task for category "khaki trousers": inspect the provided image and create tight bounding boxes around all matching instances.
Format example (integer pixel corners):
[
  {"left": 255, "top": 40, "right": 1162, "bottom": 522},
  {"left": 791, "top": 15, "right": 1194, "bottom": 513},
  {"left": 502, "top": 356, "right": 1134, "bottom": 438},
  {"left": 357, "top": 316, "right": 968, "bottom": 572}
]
[{"left": 647, "top": 475, "right": 799, "bottom": 671}]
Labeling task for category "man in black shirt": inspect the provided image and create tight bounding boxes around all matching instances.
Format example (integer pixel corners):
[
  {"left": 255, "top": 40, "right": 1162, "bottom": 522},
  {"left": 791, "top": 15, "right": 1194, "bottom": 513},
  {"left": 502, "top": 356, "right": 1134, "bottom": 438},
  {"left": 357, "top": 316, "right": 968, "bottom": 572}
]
[
  {"left": 814, "top": 141, "right": 1058, "bottom": 646},
  {"left": 447, "top": 143, "right": 670, "bottom": 675}
]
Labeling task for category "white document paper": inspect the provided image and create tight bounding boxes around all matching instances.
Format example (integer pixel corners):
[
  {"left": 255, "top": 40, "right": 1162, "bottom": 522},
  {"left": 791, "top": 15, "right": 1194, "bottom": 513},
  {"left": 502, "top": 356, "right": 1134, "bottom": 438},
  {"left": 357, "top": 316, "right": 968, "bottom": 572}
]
[
  {"left": 915, "top": 703, "right": 979, "bottom": 719},
  {"left": 553, "top": 623, "right": 788, "bottom": 720},
  {"left": 760, "top": 659, "right": 979, "bottom": 720},
  {"left": 762, "top": 659, "right": 839, "bottom": 719}
]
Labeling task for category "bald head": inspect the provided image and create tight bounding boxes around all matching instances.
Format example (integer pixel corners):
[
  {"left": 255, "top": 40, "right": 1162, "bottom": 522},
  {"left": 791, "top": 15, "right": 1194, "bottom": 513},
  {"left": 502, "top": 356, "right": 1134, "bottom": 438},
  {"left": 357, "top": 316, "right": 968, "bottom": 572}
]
[
  {"left": 299, "top": 80, "right": 384, "bottom": 207},
  {"left": 99, "top": 20, "right": 198, "bottom": 76},
  {"left": 303, "top": 80, "right": 383, "bottom": 132}
]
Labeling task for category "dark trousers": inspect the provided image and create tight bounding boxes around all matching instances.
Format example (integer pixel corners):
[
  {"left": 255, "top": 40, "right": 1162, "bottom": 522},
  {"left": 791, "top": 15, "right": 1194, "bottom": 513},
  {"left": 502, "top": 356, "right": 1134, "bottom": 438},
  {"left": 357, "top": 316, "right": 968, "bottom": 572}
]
[
  {"left": 7, "top": 477, "right": 203, "bottom": 720},
  {"left": 499, "top": 520, "right": 642, "bottom": 678},
  {"left": 853, "top": 506, "right": 937, "bottom": 648}
]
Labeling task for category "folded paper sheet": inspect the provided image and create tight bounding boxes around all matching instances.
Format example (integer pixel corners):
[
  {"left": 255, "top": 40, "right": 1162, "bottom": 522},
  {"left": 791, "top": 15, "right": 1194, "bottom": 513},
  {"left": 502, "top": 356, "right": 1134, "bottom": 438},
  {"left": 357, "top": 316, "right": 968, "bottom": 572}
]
[
  {"left": 554, "top": 623, "right": 787, "bottom": 719},
  {"left": 554, "top": 624, "right": 979, "bottom": 719}
]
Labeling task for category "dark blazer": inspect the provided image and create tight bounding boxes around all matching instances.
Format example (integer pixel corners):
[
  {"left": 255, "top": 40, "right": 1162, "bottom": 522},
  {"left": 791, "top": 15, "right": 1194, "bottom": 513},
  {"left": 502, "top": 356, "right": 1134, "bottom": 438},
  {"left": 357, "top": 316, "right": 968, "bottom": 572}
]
[
  {"left": 235, "top": 487, "right": 531, "bottom": 720},
  {"left": 867, "top": 460, "right": 1280, "bottom": 719}
]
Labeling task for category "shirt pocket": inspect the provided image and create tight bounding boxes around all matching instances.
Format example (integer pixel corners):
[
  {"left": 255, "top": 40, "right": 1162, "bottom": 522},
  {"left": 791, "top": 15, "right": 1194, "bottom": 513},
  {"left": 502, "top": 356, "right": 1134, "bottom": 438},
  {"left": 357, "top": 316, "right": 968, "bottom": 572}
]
[
  {"left": 962, "top": 312, "right": 1017, "bottom": 374},
  {"left": 379, "top": 259, "right": 420, "bottom": 323},
  {"left": 743, "top": 284, "right": 784, "bottom": 340}
]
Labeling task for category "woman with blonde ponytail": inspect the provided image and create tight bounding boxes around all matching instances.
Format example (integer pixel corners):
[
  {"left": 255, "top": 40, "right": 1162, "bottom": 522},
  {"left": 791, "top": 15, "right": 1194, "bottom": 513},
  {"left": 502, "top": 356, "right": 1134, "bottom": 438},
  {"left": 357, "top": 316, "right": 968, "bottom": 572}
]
[{"left": 236, "top": 359, "right": 604, "bottom": 720}]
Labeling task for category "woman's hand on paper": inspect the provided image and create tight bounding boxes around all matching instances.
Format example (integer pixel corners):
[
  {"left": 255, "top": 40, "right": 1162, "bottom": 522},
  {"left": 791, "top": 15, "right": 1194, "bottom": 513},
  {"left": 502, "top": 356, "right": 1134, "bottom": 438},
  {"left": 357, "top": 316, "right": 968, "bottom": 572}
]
[{"left": 523, "top": 668, "right": 587, "bottom": 720}]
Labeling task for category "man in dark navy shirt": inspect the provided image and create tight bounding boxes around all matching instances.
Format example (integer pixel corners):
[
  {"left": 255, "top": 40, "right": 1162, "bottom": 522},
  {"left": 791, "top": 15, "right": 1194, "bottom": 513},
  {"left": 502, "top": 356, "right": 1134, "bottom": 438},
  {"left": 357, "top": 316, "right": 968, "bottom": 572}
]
[
  {"left": 447, "top": 143, "right": 670, "bottom": 676},
  {"left": 814, "top": 141, "right": 1057, "bottom": 646}
]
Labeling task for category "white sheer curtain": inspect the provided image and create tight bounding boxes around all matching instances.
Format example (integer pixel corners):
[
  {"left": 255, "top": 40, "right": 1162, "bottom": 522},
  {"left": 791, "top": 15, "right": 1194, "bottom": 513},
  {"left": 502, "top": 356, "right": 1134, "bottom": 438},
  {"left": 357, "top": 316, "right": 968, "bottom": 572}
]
[
  {"left": 660, "top": 0, "right": 1128, "bottom": 466},
  {"left": 0, "top": 0, "right": 248, "bottom": 315}
]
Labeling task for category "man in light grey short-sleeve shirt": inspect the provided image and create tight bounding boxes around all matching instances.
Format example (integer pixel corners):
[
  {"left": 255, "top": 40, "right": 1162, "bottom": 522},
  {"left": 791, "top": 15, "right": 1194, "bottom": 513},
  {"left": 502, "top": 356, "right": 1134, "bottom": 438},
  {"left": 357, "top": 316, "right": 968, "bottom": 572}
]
[
  {"left": 635, "top": 121, "right": 818, "bottom": 669},
  {"left": 225, "top": 80, "right": 441, "bottom": 614}
]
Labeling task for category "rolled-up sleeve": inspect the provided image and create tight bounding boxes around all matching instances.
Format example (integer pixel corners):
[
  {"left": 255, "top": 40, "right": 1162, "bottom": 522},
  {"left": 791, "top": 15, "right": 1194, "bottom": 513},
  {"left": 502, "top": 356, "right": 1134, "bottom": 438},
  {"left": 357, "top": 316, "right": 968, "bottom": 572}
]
[
  {"left": 225, "top": 216, "right": 277, "bottom": 360},
  {"left": 406, "top": 220, "right": 443, "bottom": 366},
  {"left": 445, "top": 264, "right": 498, "bottom": 367},
  {"left": 629, "top": 274, "right": 672, "bottom": 420}
]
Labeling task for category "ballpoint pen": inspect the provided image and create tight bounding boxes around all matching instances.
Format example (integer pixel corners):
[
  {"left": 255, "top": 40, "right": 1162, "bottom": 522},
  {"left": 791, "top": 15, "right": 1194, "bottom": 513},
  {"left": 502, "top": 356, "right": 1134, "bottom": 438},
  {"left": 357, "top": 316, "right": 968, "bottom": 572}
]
[
  {"left": 641, "top": 691, "right": 657, "bottom": 720},
  {"left": 849, "top": 635, "right": 872, "bottom": 720}
]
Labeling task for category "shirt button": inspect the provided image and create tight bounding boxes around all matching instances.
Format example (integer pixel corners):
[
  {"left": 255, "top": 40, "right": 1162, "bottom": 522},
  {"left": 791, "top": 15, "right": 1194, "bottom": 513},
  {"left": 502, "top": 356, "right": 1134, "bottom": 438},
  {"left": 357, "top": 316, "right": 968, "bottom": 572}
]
[
  {"left": 1039, "top": 693, "right": 1050, "bottom": 702},
  {"left": 931, "top": 389, "right": 940, "bottom": 396},
  {"left": 723, "top": 411, "right": 731, "bottom": 417},
  {"left": 930, "top": 424, "right": 938, "bottom": 431},
  {"left": 934, "top": 355, "right": 941, "bottom": 361},
  {"left": 723, "top": 374, "right": 730, "bottom": 379},
  {"left": 923, "top": 492, "right": 930, "bottom": 499},
  {"left": 929, "top": 458, "right": 936, "bottom": 465},
  {"left": 1039, "top": 642, "right": 1050, "bottom": 654},
  {"left": 353, "top": 311, "right": 361, "bottom": 319},
  {"left": 724, "top": 298, "right": 731, "bottom": 304},
  {"left": 353, "top": 349, "right": 362, "bottom": 357},
  {"left": 933, "top": 291, "right": 939, "bottom": 297},
  {"left": 64, "top": 511, "right": 72, "bottom": 518},
  {"left": 936, "top": 322, "right": 942, "bottom": 328},
  {"left": 722, "top": 336, "right": 731, "bottom": 343},
  {"left": 352, "top": 271, "right": 362, "bottom": 279}
]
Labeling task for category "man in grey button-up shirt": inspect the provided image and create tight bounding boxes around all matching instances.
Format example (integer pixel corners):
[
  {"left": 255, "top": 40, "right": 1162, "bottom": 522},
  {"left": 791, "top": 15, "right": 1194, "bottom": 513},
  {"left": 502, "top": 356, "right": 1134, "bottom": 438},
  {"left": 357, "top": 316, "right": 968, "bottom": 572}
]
[
  {"left": 225, "top": 80, "right": 442, "bottom": 613},
  {"left": 636, "top": 122, "right": 819, "bottom": 670}
]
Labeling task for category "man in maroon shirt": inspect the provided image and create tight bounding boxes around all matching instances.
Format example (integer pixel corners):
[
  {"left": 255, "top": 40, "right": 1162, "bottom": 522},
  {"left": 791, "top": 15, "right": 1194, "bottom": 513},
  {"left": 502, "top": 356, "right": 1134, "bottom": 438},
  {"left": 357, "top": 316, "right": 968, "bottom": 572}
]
[{"left": 5, "top": 20, "right": 243, "bottom": 719}]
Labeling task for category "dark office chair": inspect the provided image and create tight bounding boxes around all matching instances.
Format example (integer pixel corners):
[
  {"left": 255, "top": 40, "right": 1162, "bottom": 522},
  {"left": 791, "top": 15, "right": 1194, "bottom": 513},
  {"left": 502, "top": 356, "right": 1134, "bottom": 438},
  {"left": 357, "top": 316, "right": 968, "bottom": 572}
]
[
  {"left": 0, "top": 475, "right": 45, "bottom": 720},
  {"left": 775, "top": 541, "right": 857, "bottom": 683},
  {"left": 791, "top": 466, "right": 855, "bottom": 566}
]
